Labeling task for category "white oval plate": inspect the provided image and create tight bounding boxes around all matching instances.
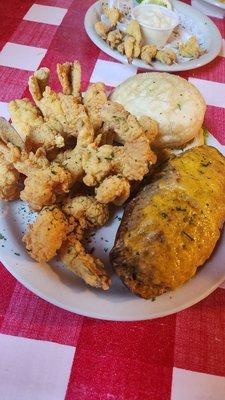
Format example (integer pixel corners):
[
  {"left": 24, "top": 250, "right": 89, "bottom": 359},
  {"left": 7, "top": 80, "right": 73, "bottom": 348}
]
[
  {"left": 199, "top": 0, "right": 225, "bottom": 12},
  {"left": 84, "top": 0, "right": 222, "bottom": 72},
  {"left": 0, "top": 136, "right": 225, "bottom": 321}
]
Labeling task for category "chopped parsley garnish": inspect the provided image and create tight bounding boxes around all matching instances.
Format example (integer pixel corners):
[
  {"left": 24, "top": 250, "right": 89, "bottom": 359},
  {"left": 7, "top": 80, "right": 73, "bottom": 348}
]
[
  {"left": 177, "top": 103, "right": 181, "bottom": 110},
  {"left": 181, "top": 231, "right": 194, "bottom": 241},
  {"left": 176, "top": 207, "right": 186, "bottom": 212},
  {"left": 200, "top": 161, "right": 211, "bottom": 167},
  {"left": 160, "top": 212, "right": 168, "bottom": 219},
  {"left": 0, "top": 233, "right": 6, "bottom": 241},
  {"left": 14, "top": 252, "right": 20, "bottom": 256},
  {"left": 105, "top": 153, "right": 114, "bottom": 161}
]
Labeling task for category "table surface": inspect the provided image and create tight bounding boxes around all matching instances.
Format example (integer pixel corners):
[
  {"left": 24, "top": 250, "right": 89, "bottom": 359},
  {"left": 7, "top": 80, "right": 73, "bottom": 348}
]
[{"left": 0, "top": 1, "right": 225, "bottom": 399}]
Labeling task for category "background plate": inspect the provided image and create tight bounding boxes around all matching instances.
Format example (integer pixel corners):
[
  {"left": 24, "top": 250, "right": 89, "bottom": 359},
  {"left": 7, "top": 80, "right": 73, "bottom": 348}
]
[{"left": 84, "top": 0, "right": 222, "bottom": 72}]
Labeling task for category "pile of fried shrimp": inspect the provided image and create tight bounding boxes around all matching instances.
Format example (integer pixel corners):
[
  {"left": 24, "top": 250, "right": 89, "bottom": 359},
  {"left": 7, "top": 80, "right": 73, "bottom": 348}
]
[{"left": 0, "top": 60, "right": 158, "bottom": 291}]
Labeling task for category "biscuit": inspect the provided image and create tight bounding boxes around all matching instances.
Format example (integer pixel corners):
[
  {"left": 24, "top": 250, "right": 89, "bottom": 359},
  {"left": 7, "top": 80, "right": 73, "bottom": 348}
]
[{"left": 111, "top": 73, "right": 206, "bottom": 148}]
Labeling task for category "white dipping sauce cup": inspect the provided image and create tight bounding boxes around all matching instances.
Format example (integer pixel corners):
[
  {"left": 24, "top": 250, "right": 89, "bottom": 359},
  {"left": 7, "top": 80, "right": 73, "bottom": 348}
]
[{"left": 132, "top": 4, "right": 179, "bottom": 48}]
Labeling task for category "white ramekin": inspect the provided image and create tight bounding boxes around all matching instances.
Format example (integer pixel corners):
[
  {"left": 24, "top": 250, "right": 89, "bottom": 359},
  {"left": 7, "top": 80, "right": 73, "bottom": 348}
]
[{"left": 132, "top": 4, "right": 179, "bottom": 48}]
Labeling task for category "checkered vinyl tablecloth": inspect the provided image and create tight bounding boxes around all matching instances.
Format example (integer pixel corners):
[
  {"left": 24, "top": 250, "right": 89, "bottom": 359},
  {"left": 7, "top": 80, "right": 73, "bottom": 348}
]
[{"left": 0, "top": 1, "right": 225, "bottom": 399}]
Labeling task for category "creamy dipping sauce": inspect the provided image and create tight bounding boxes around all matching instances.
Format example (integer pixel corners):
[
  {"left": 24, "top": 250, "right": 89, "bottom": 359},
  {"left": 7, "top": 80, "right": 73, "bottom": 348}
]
[{"left": 136, "top": 8, "right": 174, "bottom": 29}]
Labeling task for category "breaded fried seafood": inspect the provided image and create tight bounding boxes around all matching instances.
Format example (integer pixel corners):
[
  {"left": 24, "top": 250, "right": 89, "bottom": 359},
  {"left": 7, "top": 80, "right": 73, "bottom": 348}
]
[{"left": 2, "top": 60, "right": 158, "bottom": 293}]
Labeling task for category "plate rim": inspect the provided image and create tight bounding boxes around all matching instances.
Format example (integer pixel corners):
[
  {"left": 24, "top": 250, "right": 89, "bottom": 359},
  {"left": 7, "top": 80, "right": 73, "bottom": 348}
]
[
  {"left": 1, "top": 134, "right": 225, "bottom": 321},
  {"left": 84, "top": 0, "right": 222, "bottom": 72},
  {"left": 198, "top": 0, "right": 225, "bottom": 10},
  {"left": 1, "top": 251, "right": 225, "bottom": 321}
]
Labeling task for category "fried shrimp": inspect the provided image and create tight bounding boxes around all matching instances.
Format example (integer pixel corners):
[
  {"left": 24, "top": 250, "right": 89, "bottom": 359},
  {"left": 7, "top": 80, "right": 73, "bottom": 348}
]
[
  {"left": 82, "top": 144, "right": 114, "bottom": 186},
  {"left": 140, "top": 45, "right": 157, "bottom": 64},
  {"left": 95, "top": 175, "right": 130, "bottom": 206},
  {"left": 100, "top": 101, "right": 144, "bottom": 144},
  {"left": 102, "top": 5, "right": 121, "bottom": 27},
  {"left": 14, "top": 149, "right": 72, "bottom": 211},
  {"left": 23, "top": 206, "right": 73, "bottom": 263},
  {"left": 83, "top": 82, "right": 108, "bottom": 131},
  {"left": 59, "top": 232, "right": 111, "bottom": 290},
  {"left": 63, "top": 195, "right": 109, "bottom": 227},
  {"left": 94, "top": 21, "right": 110, "bottom": 39},
  {"left": 2, "top": 59, "right": 160, "bottom": 295}
]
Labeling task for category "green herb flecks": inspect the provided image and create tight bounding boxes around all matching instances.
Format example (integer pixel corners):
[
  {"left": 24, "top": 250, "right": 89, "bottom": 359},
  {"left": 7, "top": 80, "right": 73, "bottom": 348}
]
[
  {"left": 160, "top": 212, "right": 168, "bottom": 219},
  {"left": 200, "top": 161, "right": 211, "bottom": 167},
  {"left": 176, "top": 207, "right": 186, "bottom": 212},
  {"left": 181, "top": 231, "right": 194, "bottom": 241}
]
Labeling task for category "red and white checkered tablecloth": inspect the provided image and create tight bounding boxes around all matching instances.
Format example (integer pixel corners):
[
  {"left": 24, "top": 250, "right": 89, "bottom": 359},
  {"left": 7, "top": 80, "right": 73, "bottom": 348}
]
[{"left": 0, "top": 1, "right": 225, "bottom": 399}]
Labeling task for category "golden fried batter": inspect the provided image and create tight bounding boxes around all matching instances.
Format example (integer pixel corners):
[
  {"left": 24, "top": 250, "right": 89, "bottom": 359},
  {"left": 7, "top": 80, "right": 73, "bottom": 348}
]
[
  {"left": 123, "top": 35, "right": 141, "bottom": 62},
  {"left": 57, "top": 61, "right": 81, "bottom": 99},
  {"left": 178, "top": 36, "right": 205, "bottom": 59},
  {"left": 8, "top": 99, "right": 65, "bottom": 151},
  {"left": 8, "top": 99, "right": 43, "bottom": 141},
  {"left": 0, "top": 153, "right": 21, "bottom": 201},
  {"left": 0, "top": 117, "right": 24, "bottom": 150},
  {"left": 106, "top": 29, "right": 123, "bottom": 49},
  {"left": 122, "top": 20, "right": 142, "bottom": 62},
  {"left": 138, "top": 116, "right": 159, "bottom": 143},
  {"left": 28, "top": 62, "right": 90, "bottom": 139},
  {"left": 59, "top": 232, "right": 111, "bottom": 290},
  {"left": 95, "top": 21, "right": 110, "bottom": 39},
  {"left": 156, "top": 48, "right": 177, "bottom": 65},
  {"left": 100, "top": 101, "right": 144, "bottom": 144},
  {"left": 95, "top": 175, "right": 130, "bottom": 206},
  {"left": 55, "top": 118, "right": 95, "bottom": 184},
  {"left": 140, "top": 45, "right": 157, "bottom": 64},
  {"left": 23, "top": 206, "right": 73, "bottom": 263},
  {"left": 102, "top": 5, "right": 121, "bottom": 27},
  {"left": 114, "top": 137, "right": 156, "bottom": 181},
  {"left": 63, "top": 195, "right": 109, "bottom": 227},
  {"left": 117, "top": 42, "right": 125, "bottom": 55},
  {"left": 126, "top": 20, "right": 142, "bottom": 44},
  {"left": 14, "top": 149, "right": 72, "bottom": 211},
  {"left": 28, "top": 67, "right": 50, "bottom": 105},
  {"left": 83, "top": 82, "right": 108, "bottom": 131},
  {"left": 82, "top": 144, "right": 114, "bottom": 186}
]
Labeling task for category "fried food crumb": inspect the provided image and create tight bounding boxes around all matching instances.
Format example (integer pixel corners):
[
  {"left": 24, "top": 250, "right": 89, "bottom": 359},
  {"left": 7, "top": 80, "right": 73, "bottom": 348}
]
[
  {"left": 156, "top": 48, "right": 177, "bottom": 65},
  {"left": 178, "top": 36, "right": 205, "bottom": 59}
]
